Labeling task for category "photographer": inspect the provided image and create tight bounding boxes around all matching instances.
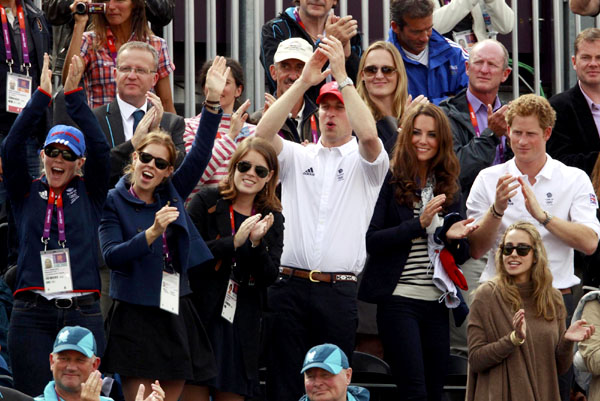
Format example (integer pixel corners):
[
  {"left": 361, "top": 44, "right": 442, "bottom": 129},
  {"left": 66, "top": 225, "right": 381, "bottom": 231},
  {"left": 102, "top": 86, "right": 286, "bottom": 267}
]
[
  {"left": 59, "top": 0, "right": 175, "bottom": 112},
  {"left": 43, "top": 0, "right": 175, "bottom": 84}
]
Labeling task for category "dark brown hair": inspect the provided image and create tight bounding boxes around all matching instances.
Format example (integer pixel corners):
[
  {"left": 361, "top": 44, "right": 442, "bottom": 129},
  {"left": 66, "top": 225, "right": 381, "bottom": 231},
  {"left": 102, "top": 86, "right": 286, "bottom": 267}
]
[
  {"left": 91, "top": 0, "right": 152, "bottom": 49},
  {"left": 390, "top": 103, "right": 459, "bottom": 208}
]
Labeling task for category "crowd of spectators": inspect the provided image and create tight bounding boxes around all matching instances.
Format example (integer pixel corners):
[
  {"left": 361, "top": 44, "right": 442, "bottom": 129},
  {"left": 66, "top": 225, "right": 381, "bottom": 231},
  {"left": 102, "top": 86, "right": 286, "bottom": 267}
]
[{"left": 4, "top": 0, "right": 600, "bottom": 401}]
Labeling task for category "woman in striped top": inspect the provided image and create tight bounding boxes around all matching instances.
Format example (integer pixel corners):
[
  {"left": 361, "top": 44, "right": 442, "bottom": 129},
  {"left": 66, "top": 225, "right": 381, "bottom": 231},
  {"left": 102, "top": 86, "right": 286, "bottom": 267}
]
[
  {"left": 183, "top": 58, "right": 256, "bottom": 201},
  {"left": 359, "top": 103, "right": 476, "bottom": 400}
]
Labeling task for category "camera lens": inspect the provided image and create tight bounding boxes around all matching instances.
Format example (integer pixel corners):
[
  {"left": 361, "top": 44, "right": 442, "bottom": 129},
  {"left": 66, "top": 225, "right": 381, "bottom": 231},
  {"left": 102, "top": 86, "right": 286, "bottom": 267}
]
[{"left": 74, "top": 2, "right": 87, "bottom": 15}]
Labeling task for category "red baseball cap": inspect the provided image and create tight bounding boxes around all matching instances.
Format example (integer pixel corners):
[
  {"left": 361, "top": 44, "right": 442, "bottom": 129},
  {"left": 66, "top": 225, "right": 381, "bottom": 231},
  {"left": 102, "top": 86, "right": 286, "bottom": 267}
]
[{"left": 316, "top": 81, "right": 344, "bottom": 105}]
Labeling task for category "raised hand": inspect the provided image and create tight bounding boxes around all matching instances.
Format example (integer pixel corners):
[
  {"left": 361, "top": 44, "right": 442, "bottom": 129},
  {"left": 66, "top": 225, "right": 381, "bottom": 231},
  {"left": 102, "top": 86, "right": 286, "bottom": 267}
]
[
  {"left": 233, "top": 214, "right": 262, "bottom": 249},
  {"left": 404, "top": 94, "right": 429, "bottom": 116},
  {"left": 494, "top": 174, "right": 519, "bottom": 214},
  {"left": 205, "top": 56, "right": 230, "bottom": 103},
  {"left": 249, "top": 213, "right": 275, "bottom": 246},
  {"left": 40, "top": 53, "right": 52, "bottom": 95},
  {"left": 146, "top": 91, "right": 164, "bottom": 131},
  {"left": 263, "top": 93, "right": 276, "bottom": 113},
  {"left": 420, "top": 194, "right": 446, "bottom": 229},
  {"left": 299, "top": 47, "right": 331, "bottom": 87},
  {"left": 70, "top": 0, "right": 91, "bottom": 26},
  {"left": 149, "top": 206, "right": 179, "bottom": 237},
  {"left": 64, "top": 55, "right": 85, "bottom": 93},
  {"left": 565, "top": 319, "right": 595, "bottom": 342},
  {"left": 446, "top": 217, "right": 479, "bottom": 240},
  {"left": 80, "top": 370, "right": 102, "bottom": 401},
  {"left": 317, "top": 36, "right": 347, "bottom": 82},
  {"left": 131, "top": 107, "right": 158, "bottom": 149},
  {"left": 324, "top": 14, "right": 358, "bottom": 56},
  {"left": 512, "top": 309, "right": 526, "bottom": 341},
  {"left": 517, "top": 176, "right": 545, "bottom": 223},
  {"left": 135, "top": 381, "right": 165, "bottom": 401},
  {"left": 488, "top": 104, "right": 509, "bottom": 138},
  {"left": 229, "top": 99, "right": 251, "bottom": 140}
]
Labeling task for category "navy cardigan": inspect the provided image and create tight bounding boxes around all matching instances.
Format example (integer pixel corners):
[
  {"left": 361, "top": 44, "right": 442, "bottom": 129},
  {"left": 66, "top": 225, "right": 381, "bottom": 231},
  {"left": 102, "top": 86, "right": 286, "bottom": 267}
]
[
  {"left": 358, "top": 171, "right": 470, "bottom": 305},
  {"left": 99, "top": 107, "right": 221, "bottom": 306}
]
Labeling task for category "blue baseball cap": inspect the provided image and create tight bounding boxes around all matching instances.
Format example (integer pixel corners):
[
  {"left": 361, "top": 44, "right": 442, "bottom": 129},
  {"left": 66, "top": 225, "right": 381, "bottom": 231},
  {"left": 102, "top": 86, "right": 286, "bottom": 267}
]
[
  {"left": 301, "top": 343, "right": 349, "bottom": 374},
  {"left": 53, "top": 326, "right": 97, "bottom": 358},
  {"left": 44, "top": 125, "right": 86, "bottom": 157}
]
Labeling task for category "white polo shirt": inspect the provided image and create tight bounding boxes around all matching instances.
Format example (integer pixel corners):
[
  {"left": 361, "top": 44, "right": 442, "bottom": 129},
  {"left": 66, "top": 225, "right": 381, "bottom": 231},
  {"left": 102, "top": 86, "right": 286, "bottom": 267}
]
[
  {"left": 278, "top": 137, "right": 389, "bottom": 274},
  {"left": 466, "top": 155, "right": 600, "bottom": 289}
]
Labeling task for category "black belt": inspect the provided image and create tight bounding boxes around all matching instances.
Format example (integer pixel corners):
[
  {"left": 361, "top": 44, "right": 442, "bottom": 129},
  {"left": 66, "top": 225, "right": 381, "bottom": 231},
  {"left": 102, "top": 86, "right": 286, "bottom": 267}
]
[
  {"left": 279, "top": 266, "right": 357, "bottom": 283},
  {"left": 15, "top": 291, "right": 99, "bottom": 309}
]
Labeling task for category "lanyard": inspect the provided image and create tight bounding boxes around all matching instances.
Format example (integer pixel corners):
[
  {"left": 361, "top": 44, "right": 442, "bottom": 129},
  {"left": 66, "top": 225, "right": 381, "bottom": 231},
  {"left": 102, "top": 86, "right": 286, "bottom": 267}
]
[
  {"left": 106, "top": 27, "right": 118, "bottom": 64},
  {"left": 0, "top": 0, "right": 30, "bottom": 75},
  {"left": 468, "top": 100, "right": 504, "bottom": 161},
  {"left": 310, "top": 115, "right": 318, "bottom": 143},
  {"left": 128, "top": 185, "right": 173, "bottom": 270},
  {"left": 42, "top": 189, "right": 66, "bottom": 249}
]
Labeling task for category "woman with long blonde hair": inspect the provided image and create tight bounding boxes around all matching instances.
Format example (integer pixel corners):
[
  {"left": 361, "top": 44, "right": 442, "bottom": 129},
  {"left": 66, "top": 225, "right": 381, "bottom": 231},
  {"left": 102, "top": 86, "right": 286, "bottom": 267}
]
[{"left": 467, "top": 221, "right": 594, "bottom": 401}]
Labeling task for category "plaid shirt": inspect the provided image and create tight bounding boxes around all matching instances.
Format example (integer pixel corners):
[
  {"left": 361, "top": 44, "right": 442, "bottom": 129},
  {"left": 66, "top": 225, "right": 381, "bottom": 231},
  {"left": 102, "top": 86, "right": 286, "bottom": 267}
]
[
  {"left": 183, "top": 113, "right": 255, "bottom": 202},
  {"left": 80, "top": 31, "right": 174, "bottom": 109}
]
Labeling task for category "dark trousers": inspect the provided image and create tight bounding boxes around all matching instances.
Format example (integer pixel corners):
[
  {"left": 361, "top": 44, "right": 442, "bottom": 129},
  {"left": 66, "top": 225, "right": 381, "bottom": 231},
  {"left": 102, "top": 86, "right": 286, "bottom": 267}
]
[
  {"left": 377, "top": 295, "right": 449, "bottom": 401},
  {"left": 8, "top": 297, "right": 105, "bottom": 396},
  {"left": 265, "top": 275, "right": 358, "bottom": 401},
  {"left": 559, "top": 292, "right": 574, "bottom": 401}
]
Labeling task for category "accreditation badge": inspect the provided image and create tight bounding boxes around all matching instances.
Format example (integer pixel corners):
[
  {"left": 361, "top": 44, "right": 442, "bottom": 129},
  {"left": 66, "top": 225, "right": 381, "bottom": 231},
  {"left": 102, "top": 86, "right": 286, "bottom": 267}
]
[
  {"left": 160, "top": 271, "right": 179, "bottom": 315},
  {"left": 6, "top": 72, "right": 31, "bottom": 113},
  {"left": 221, "top": 278, "right": 239, "bottom": 323},
  {"left": 40, "top": 248, "right": 73, "bottom": 293}
]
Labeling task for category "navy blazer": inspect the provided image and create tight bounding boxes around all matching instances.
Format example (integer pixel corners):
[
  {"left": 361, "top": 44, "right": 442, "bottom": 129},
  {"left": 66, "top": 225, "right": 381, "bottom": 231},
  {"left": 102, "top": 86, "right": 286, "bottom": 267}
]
[
  {"left": 548, "top": 84, "right": 600, "bottom": 176},
  {"left": 99, "top": 107, "right": 221, "bottom": 306},
  {"left": 358, "top": 172, "right": 470, "bottom": 304},
  {"left": 187, "top": 188, "right": 283, "bottom": 380}
]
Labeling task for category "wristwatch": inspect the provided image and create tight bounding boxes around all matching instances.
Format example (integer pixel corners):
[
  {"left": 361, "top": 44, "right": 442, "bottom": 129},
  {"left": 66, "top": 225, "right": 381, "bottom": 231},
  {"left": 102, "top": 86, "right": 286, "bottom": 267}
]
[
  {"left": 541, "top": 211, "right": 553, "bottom": 227},
  {"left": 337, "top": 77, "right": 354, "bottom": 91}
]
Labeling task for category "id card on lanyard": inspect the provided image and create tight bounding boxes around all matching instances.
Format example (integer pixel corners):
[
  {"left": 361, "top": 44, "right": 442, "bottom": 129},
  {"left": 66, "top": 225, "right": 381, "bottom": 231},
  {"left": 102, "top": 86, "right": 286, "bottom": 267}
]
[
  {"left": 128, "top": 186, "right": 181, "bottom": 314},
  {"left": 40, "top": 190, "right": 74, "bottom": 293},
  {"left": 1, "top": 0, "right": 32, "bottom": 113}
]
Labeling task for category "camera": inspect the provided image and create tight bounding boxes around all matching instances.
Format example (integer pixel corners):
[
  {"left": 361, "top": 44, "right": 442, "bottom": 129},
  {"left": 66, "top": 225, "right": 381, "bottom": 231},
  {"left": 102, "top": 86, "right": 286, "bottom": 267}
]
[{"left": 74, "top": 2, "right": 106, "bottom": 14}]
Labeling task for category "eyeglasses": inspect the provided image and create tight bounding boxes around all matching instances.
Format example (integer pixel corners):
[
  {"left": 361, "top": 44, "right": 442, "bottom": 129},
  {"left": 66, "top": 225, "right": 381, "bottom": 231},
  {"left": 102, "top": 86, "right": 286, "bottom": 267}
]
[
  {"left": 44, "top": 146, "right": 79, "bottom": 162},
  {"left": 363, "top": 65, "right": 397, "bottom": 77},
  {"left": 236, "top": 161, "right": 270, "bottom": 178},
  {"left": 137, "top": 151, "right": 170, "bottom": 170},
  {"left": 116, "top": 66, "right": 156, "bottom": 75},
  {"left": 501, "top": 244, "right": 533, "bottom": 257}
]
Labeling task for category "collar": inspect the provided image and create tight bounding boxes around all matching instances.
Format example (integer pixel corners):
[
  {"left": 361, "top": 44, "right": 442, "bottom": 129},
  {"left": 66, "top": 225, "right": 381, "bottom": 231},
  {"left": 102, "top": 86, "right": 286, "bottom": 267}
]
[
  {"left": 117, "top": 94, "right": 148, "bottom": 120},
  {"left": 578, "top": 80, "right": 600, "bottom": 111},
  {"left": 506, "top": 154, "right": 555, "bottom": 181},
  {"left": 42, "top": 381, "right": 61, "bottom": 401},
  {"left": 317, "top": 135, "right": 357, "bottom": 156},
  {"left": 466, "top": 88, "right": 501, "bottom": 112}
]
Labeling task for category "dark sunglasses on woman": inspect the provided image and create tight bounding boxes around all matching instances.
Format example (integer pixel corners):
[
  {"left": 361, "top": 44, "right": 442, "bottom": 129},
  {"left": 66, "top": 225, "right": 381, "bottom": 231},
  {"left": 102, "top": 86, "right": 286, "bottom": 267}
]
[
  {"left": 236, "top": 161, "right": 269, "bottom": 178},
  {"left": 43, "top": 146, "right": 79, "bottom": 162},
  {"left": 501, "top": 244, "right": 533, "bottom": 256},
  {"left": 363, "top": 65, "right": 397, "bottom": 77},
  {"left": 138, "top": 151, "right": 170, "bottom": 170}
]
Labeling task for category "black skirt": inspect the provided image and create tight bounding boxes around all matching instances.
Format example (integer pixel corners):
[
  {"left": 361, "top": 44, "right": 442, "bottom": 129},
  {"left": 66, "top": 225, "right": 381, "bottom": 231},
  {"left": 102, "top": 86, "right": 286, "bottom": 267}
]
[{"left": 101, "top": 296, "right": 216, "bottom": 381}]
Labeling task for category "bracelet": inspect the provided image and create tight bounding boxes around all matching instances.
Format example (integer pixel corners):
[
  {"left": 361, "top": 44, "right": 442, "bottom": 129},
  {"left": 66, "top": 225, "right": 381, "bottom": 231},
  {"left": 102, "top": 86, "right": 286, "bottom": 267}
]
[
  {"left": 510, "top": 330, "right": 525, "bottom": 346},
  {"left": 204, "top": 98, "right": 220, "bottom": 104},
  {"left": 490, "top": 204, "right": 503, "bottom": 219},
  {"left": 541, "top": 210, "right": 553, "bottom": 227},
  {"left": 203, "top": 101, "right": 221, "bottom": 112}
]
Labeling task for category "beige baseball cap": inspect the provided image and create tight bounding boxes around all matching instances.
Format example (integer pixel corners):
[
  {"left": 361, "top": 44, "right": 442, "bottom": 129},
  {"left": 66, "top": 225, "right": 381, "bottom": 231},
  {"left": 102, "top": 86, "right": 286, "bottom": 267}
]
[{"left": 273, "top": 38, "right": 314, "bottom": 64}]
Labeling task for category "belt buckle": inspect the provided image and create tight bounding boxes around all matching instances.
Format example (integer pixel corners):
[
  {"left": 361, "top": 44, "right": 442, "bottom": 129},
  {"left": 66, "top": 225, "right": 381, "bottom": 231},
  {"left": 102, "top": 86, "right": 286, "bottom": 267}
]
[
  {"left": 309, "top": 269, "right": 321, "bottom": 283},
  {"left": 55, "top": 298, "right": 73, "bottom": 309}
]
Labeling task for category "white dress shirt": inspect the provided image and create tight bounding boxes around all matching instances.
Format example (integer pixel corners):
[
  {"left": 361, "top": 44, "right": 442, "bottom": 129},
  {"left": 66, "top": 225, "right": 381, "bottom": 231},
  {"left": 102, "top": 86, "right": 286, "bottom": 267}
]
[{"left": 116, "top": 95, "right": 149, "bottom": 141}]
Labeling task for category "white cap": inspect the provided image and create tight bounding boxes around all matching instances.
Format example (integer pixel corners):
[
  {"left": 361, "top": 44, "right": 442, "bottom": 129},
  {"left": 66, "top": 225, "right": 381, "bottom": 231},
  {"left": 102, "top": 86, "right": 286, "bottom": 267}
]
[{"left": 273, "top": 38, "right": 314, "bottom": 64}]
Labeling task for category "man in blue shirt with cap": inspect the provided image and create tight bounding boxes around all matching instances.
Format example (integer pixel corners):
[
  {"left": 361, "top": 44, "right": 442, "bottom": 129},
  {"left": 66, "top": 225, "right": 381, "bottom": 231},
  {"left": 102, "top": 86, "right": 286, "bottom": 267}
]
[{"left": 300, "top": 344, "right": 369, "bottom": 401}]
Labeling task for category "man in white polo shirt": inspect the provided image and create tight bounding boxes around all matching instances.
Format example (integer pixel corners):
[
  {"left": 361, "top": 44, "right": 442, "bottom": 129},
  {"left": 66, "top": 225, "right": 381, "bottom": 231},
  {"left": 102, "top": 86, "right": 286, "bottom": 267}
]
[
  {"left": 466, "top": 93, "right": 600, "bottom": 401},
  {"left": 256, "top": 36, "right": 388, "bottom": 401}
]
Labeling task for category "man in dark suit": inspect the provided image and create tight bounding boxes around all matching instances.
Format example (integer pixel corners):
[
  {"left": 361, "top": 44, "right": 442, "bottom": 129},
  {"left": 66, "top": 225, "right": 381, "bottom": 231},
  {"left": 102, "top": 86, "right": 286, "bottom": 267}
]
[
  {"left": 93, "top": 41, "right": 184, "bottom": 187},
  {"left": 548, "top": 28, "right": 600, "bottom": 176}
]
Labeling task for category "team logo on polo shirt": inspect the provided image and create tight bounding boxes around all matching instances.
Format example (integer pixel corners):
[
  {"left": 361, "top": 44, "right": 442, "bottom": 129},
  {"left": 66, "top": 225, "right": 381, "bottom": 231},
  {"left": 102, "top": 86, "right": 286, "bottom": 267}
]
[
  {"left": 39, "top": 190, "right": 48, "bottom": 200},
  {"left": 303, "top": 167, "right": 315, "bottom": 176},
  {"left": 337, "top": 169, "right": 344, "bottom": 181},
  {"left": 65, "top": 187, "right": 80, "bottom": 204},
  {"left": 545, "top": 192, "right": 553, "bottom": 206},
  {"left": 591, "top": 194, "right": 598, "bottom": 206}
]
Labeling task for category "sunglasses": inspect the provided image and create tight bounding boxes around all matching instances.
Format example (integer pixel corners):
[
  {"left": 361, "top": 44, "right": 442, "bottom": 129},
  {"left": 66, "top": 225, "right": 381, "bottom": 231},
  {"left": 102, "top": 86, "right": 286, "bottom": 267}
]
[
  {"left": 501, "top": 244, "right": 533, "bottom": 257},
  {"left": 44, "top": 146, "right": 79, "bottom": 162},
  {"left": 363, "top": 65, "right": 397, "bottom": 77},
  {"left": 138, "top": 151, "right": 170, "bottom": 170},
  {"left": 236, "top": 161, "right": 269, "bottom": 178}
]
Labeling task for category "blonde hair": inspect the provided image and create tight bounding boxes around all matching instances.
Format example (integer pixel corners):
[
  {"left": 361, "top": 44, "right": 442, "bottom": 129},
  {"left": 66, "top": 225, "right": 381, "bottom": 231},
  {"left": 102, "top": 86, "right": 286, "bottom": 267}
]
[
  {"left": 487, "top": 221, "right": 564, "bottom": 321},
  {"left": 356, "top": 41, "right": 408, "bottom": 122}
]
